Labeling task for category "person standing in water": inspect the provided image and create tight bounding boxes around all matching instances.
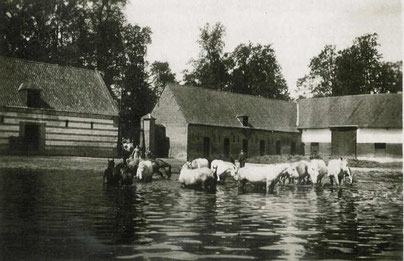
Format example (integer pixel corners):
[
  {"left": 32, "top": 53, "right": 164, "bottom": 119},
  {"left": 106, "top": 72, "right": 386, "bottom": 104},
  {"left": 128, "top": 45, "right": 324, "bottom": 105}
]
[{"left": 238, "top": 149, "right": 247, "bottom": 168}]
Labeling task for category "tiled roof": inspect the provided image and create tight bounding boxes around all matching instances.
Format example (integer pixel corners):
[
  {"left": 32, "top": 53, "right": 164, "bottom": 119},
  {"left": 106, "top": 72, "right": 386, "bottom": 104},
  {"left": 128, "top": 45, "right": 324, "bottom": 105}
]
[
  {"left": 162, "top": 83, "right": 298, "bottom": 132},
  {"left": 0, "top": 56, "right": 118, "bottom": 116},
  {"left": 298, "top": 93, "right": 402, "bottom": 128}
]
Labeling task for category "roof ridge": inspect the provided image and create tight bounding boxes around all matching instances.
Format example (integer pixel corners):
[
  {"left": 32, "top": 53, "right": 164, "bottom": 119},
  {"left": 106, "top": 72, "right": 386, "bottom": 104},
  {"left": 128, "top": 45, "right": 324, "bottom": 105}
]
[
  {"left": 168, "top": 83, "right": 296, "bottom": 105},
  {"left": 0, "top": 55, "right": 97, "bottom": 74},
  {"left": 298, "top": 92, "right": 401, "bottom": 101}
]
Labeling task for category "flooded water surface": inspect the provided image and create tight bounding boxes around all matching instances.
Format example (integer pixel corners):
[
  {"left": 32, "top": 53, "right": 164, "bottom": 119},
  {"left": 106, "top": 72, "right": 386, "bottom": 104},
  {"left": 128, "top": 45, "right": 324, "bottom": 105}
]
[{"left": 0, "top": 168, "right": 402, "bottom": 260}]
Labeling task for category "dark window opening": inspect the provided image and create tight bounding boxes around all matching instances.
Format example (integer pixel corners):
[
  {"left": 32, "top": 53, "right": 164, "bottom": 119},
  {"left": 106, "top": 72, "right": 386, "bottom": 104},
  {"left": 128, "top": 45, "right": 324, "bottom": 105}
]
[
  {"left": 310, "top": 142, "right": 319, "bottom": 155},
  {"left": 242, "top": 139, "right": 248, "bottom": 155},
  {"left": 233, "top": 136, "right": 235, "bottom": 142},
  {"left": 237, "top": 136, "right": 240, "bottom": 142},
  {"left": 374, "top": 143, "right": 386, "bottom": 156},
  {"left": 291, "top": 142, "right": 296, "bottom": 155},
  {"left": 203, "top": 137, "right": 210, "bottom": 158},
  {"left": 276, "top": 140, "right": 281, "bottom": 155},
  {"left": 65, "top": 120, "right": 69, "bottom": 127},
  {"left": 27, "top": 90, "right": 41, "bottom": 108},
  {"left": 260, "top": 140, "right": 265, "bottom": 156},
  {"left": 0, "top": 116, "right": 4, "bottom": 124},
  {"left": 224, "top": 138, "right": 230, "bottom": 158},
  {"left": 374, "top": 143, "right": 386, "bottom": 149},
  {"left": 242, "top": 117, "right": 248, "bottom": 126},
  {"left": 90, "top": 122, "right": 94, "bottom": 129}
]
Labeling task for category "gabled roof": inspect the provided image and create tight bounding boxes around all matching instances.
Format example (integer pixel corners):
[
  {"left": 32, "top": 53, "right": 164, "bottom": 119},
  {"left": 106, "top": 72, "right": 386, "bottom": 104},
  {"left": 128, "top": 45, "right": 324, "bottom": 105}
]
[
  {"left": 0, "top": 56, "right": 118, "bottom": 116},
  {"left": 163, "top": 83, "right": 298, "bottom": 132},
  {"left": 298, "top": 93, "right": 402, "bottom": 129}
]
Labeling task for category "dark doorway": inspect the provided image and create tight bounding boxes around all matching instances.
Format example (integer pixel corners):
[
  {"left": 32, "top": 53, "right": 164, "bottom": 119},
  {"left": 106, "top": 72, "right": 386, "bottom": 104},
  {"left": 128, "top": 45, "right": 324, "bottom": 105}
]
[
  {"left": 224, "top": 138, "right": 230, "bottom": 158},
  {"left": 242, "top": 139, "right": 248, "bottom": 155},
  {"left": 291, "top": 141, "right": 296, "bottom": 155},
  {"left": 203, "top": 137, "right": 210, "bottom": 158},
  {"left": 24, "top": 124, "right": 40, "bottom": 152},
  {"left": 276, "top": 140, "right": 281, "bottom": 155},
  {"left": 259, "top": 140, "right": 265, "bottom": 156},
  {"left": 331, "top": 128, "right": 357, "bottom": 157}
]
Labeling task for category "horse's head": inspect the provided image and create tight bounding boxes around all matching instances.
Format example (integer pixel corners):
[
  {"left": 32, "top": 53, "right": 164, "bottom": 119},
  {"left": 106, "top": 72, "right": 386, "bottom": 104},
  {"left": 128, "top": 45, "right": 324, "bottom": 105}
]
[
  {"left": 340, "top": 158, "right": 352, "bottom": 184},
  {"left": 181, "top": 162, "right": 192, "bottom": 170},
  {"left": 122, "top": 140, "right": 134, "bottom": 152},
  {"left": 107, "top": 159, "right": 115, "bottom": 169},
  {"left": 307, "top": 162, "right": 320, "bottom": 184},
  {"left": 285, "top": 165, "right": 299, "bottom": 179},
  {"left": 229, "top": 164, "right": 238, "bottom": 178}
]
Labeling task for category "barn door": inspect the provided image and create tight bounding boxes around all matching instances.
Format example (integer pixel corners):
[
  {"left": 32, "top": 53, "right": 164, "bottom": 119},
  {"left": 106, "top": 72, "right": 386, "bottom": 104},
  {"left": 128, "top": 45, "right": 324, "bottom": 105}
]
[
  {"left": 331, "top": 128, "right": 357, "bottom": 157},
  {"left": 203, "top": 137, "right": 210, "bottom": 158}
]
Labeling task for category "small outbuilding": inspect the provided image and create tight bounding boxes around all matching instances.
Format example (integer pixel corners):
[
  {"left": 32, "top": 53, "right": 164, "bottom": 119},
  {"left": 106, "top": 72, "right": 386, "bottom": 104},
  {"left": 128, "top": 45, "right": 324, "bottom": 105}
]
[
  {"left": 0, "top": 56, "right": 119, "bottom": 157},
  {"left": 146, "top": 83, "right": 301, "bottom": 160},
  {"left": 298, "top": 93, "right": 402, "bottom": 158}
]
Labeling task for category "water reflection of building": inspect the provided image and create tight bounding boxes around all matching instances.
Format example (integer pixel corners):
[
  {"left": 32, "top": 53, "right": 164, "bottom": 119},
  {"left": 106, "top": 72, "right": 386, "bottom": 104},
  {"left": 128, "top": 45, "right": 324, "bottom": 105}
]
[{"left": 0, "top": 56, "right": 118, "bottom": 157}]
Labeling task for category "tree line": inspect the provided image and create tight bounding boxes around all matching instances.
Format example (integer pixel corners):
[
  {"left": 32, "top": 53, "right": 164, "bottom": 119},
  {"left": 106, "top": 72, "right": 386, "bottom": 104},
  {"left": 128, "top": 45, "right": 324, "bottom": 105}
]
[{"left": 1, "top": 0, "right": 402, "bottom": 142}]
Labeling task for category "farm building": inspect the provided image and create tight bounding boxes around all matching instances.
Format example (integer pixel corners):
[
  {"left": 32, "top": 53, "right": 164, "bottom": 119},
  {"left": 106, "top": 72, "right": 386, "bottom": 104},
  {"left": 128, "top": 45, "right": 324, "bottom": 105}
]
[
  {"left": 0, "top": 56, "right": 119, "bottom": 157},
  {"left": 298, "top": 93, "right": 402, "bottom": 158},
  {"left": 145, "top": 83, "right": 301, "bottom": 160}
]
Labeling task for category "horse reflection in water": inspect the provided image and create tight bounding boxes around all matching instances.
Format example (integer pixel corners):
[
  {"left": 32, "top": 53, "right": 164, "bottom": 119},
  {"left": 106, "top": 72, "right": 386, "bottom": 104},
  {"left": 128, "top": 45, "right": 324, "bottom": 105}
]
[{"left": 102, "top": 185, "right": 144, "bottom": 245}]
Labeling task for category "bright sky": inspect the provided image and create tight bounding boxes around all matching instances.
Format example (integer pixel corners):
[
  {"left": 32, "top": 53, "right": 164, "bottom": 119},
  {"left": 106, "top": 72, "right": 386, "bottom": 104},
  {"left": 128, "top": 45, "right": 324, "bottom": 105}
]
[{"left": 125, "top": 0, "right": 402, "bottom": 97}]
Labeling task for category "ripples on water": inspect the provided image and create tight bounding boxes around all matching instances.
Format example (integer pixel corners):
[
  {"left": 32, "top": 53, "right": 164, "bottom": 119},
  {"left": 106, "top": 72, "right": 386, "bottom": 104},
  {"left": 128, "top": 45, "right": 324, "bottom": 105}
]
[{"left": 0, "top": 169, "right": 402, "bottom": 260}]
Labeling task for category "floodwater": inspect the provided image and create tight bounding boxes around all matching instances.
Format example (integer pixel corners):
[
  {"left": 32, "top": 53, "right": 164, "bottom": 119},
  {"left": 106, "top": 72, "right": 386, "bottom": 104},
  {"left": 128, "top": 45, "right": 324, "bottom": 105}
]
[{"left": 0, "top": 168, "right": 402, "bottom": 260}]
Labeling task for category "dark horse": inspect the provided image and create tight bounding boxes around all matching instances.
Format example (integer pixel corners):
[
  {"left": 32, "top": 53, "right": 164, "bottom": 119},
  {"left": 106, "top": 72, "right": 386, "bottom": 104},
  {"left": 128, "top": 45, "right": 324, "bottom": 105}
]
[
  {"left": 103, "top": 159, "right": 120, "bottom": 186},
  {"left": 151, "top": 159, "right": 172, "bottom": 179}
]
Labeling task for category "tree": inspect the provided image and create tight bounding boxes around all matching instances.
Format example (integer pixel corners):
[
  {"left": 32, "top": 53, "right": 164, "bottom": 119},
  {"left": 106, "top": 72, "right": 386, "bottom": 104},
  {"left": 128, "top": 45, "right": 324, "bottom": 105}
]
[
  {"left": 297, "top": 33, "right": 402, "bottom": 97},
  {"left": 227, "top": 42, "right": 290, "bottom": 99},
  {"left": 183, "top": 22, "right": 228, "bottom": 89},
  {"left": 149, "top": 61, "right": 176, "bottom": 97},
  {"left": 296, "top": 45, "right": 338, "bottom": 97}
]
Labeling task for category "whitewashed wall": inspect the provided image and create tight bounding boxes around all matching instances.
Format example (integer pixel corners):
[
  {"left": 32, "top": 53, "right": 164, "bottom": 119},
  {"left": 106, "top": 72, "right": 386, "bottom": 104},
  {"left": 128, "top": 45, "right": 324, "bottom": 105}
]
[
  {"left": 357, "top": 128, "right": 402, "bottom": 144},
  {"left": 301, "top": 129, "right": 331, "bottom": 143},
  {"left": 301, "top": 128, "right": 402, "bottom": 144}
]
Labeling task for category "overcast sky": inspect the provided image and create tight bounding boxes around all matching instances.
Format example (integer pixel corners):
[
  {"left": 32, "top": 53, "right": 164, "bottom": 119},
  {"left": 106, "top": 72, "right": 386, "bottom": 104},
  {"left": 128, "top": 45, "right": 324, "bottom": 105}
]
[{"left": 125, "top": 0, "right": 402, "bottom": 97}]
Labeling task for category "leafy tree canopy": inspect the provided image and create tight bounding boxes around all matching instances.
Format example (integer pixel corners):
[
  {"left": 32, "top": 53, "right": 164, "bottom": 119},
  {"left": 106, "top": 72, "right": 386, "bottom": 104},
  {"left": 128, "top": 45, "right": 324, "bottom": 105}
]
[
  {"left": 150, "top": 61, "right": 177, "bottom": 97},
  {"left": 184, "top": 22, "right": 290, "bottom": 100},
  {"left": 297, "top": 33, "right": 402, "bottom": 97}
]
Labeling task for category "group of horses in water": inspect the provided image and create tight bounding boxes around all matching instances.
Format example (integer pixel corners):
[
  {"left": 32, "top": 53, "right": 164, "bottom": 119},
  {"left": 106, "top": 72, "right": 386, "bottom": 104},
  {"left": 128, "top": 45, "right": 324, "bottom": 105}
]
[
  {"left": 178, "top": 157, "right": 353, "bottom": 193},
  {"left": 103, "top": 142, "right": 353, "bottom": 193}
]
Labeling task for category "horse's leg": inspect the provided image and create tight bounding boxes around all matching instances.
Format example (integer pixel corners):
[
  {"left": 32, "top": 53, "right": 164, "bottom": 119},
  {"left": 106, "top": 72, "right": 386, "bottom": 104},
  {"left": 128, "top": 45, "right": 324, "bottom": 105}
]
[{"left": 329, "top": 176, "right": 334, "bottom": 186}]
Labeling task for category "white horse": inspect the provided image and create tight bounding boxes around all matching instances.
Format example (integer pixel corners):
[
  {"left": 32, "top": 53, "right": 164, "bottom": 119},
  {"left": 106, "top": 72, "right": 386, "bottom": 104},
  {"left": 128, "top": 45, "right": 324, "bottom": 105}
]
[
  {"left": 310, "top": 159, "right": 328, "bottom": 184},
  {"left": 276, "top": 163, "right": 300, "bottom": 184},
  {"left": 266, "top": 163, "right": 300, "bottom": 192},
  {"left": 136, "top": 160, "right": 154, "bottom": 182},
  {"left": 327, "top": 158, "right": 352, "bottom": 186},
  {"left": 179, "top": 162, "right": 217, "bottom": 190},
  {"left": 234, "top": 164, "right": 298, "bottom": 193},
  {"left": 210, "top": 159, "right": 237, "bottom": 182},
  {"left": 293, "top": 160, "right": 320, "bottom": 184},
  {"left": 190, "top": 158, "right": 209, "bottom": 169}
]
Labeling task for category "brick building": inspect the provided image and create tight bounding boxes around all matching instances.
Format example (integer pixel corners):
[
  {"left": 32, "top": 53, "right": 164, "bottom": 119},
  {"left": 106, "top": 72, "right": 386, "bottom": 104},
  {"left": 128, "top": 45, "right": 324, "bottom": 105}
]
[
  {"left": 147, "top": 84, "right": 301, "bottom": 160},
  {"left": 298, "top": 93, "right": 402, "bottom": 158},
  {"left": 0, "top": 56, "right": 119, "bottom": 157}
]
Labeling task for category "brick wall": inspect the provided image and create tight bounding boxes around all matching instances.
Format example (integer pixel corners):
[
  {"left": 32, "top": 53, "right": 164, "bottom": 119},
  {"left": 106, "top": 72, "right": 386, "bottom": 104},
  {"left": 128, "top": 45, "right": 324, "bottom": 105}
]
[
  {"left": 187, "top": 124, "right": 301, "bottom": 160},
  {"left": 151, "top": 88, "right": 188, "bottom": 159}
]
